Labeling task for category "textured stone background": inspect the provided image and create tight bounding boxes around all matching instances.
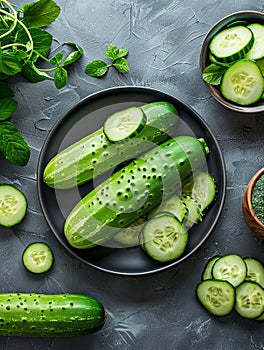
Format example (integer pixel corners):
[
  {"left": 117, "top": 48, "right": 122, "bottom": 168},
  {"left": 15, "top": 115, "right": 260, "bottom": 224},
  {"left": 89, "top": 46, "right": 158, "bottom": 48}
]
[{"left": 1, "top": 0, "right": 264, "bottom": 349}]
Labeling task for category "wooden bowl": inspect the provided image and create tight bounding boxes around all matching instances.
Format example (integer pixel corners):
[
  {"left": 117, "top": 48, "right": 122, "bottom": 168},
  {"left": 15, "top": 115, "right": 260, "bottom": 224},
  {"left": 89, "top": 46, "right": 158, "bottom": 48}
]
[
  {"left": 200, "top": 10, "right": 264, "bottom": 113},
  {"left": 242, "top": 168, "right": 264, "bottom": 239}
]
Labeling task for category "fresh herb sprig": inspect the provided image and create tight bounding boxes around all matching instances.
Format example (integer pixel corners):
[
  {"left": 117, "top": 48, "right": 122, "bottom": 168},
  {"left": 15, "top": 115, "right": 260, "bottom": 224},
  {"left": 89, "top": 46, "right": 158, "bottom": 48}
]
[
  {"left": 85, "top": 44, "right": 130, "bottom": 77},
  {"left": 0, "top": 0, "right": 83, "bottom": 166}
]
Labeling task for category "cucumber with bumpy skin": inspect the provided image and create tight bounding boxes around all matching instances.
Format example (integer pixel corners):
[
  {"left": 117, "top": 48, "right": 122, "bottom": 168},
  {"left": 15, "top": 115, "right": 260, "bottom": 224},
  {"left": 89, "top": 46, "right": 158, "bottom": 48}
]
[
  {"left": 43, "top": 101, "right": 179, "bottom": 189},
  {"left": 0, "top": 293, "right": 106, "bottom": 337},
  {"left": 64, "top": 136, "right": 209, "bottom": 249}
]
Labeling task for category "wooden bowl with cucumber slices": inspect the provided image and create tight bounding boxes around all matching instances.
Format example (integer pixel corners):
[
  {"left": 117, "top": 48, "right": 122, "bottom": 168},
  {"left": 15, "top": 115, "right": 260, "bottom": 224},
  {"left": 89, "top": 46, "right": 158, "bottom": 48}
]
[
  {"left": 200, "top": 10, "right": 264, "bottom": 113},
  {"left": 242, "top": 168, "right": 264, "bottom": 239}
]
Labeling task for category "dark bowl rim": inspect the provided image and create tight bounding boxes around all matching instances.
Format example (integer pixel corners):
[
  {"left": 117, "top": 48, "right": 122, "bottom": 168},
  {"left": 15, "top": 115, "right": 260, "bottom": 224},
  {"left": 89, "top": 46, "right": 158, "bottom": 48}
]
[{"left": 200, "top": 10, "right": 264, "bottom": 114}]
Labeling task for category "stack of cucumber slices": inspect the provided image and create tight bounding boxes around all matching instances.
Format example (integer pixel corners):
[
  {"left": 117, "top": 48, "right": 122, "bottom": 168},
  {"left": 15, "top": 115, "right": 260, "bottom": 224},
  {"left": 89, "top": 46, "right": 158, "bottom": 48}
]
[
  {"left": 196, "top": 254, "right": 264, "bottom": 320},
  {"left": 114, "top": 171, "right": 217, "bottom": 263},
  {"left": 203, "top": 21, "right": 264, "bottom": 106}
]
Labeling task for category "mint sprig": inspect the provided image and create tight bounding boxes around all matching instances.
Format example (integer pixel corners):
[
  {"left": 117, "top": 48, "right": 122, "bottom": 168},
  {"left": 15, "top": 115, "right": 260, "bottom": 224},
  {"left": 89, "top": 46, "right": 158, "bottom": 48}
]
[
  {"left": 85, "top": 44, "right": 130, "bottom": 77},
  {"left": 0, "top": 0, "right": 84, "bottom": 166}
]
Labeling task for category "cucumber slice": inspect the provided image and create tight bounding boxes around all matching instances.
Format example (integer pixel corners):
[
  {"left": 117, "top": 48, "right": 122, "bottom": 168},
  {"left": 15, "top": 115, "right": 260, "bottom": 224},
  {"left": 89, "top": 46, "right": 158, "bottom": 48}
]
[
  {"left": 245, "top": 23, "right": 264, "bottom": 60},
  {"left": 141, "top": 214, "right": 188, "bottom": 262},
  {"left": 212, "top": 254, "right": 247, "bottom": 287},
  {"left": 202, "top": 256, "right": 220, "bottom": 280},
  {"left": 148, "top": 195, "right": 187, "bottom": 222},
  {"left": 244, "top": 257, "right": 264, "bottom": 288},
  {"left": 103, "top": 106, "right": 146, "bottom": 142},
  {"left": 256, "top": 57, "right": 264, "bottom": 76},
  {"left": 209, "top": 25, "right": 254, "bottom": 63},
  {"left": 0, "top": 184, "right": 27, "bottom": 227},
  {"left": 226, "top": 20, "right": 249, "bottom": 28},
  {"left": 209, "top": 53, "right": 231, "bottom": 67},
  {"left": 256, "top": 312, "right": 264, "bottom": 321},
  {"left": 196, "top": 279, "right": 235, "bottom": 316},
  {"left": 181, "top": 195, "right": 203, "bottom": 228},
  {"left": 183, "top": 172, "right": 217, "bottom": 212},
  {"left": 113, "top": 217, "right": 145, "bottom": 246},
  {"left": 22, "top": 242, "right": 54, "bottom": 274},
  {"left": 235, "top": 281, "right": 264, "bottom": 319},
  {"left": 220, "top": 59, "right": 264, "bottom": 105}
]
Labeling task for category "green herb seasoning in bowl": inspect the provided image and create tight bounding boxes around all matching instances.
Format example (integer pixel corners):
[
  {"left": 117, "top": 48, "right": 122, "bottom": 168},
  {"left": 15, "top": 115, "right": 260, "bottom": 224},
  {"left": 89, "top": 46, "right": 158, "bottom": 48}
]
[
  {"left": 200, "top": 10, "right": 264, "bottom": 113},
  {"left": 242, "top": 168, "right": 264, "bottom": 239}
]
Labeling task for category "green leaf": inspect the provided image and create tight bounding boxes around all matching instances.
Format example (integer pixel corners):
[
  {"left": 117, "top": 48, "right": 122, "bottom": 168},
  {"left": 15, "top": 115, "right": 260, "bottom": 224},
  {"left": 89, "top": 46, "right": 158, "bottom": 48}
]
[
  {"left": 104, "top": 44, "right": 128, "bottom": 61},
  {"left": 22, "top": 61, "right": 53, "bottom": 83},
  {"left": 0, "top": 121, "right": 30, "bottom": 166},
  {"left": 0, "top": 50, "right": 23, "bottom": 76},
  {"left": 202, "top": 64, "right": 227, "bottom": 85},
  {"left": 49, "top": 52, "right": 63, "bottom": 65},
  {"left": 17, "top": 27, "right": 53, "bottom": 58},
  {"left": 54, "top": 66, "right": 68, "bottom": 89},
  {"left": 62, "top": 42, "right": 83, "bottom": 66},
  {"left": 0, "top": 82, "right": 14, "bottom": 98},
  {"left": 23, "top": 0, "right": 61, "bottom": 28},
  {"left": 84, "top": 60, "right": 108, "bottom": 77},
  {"left": 5, "top": 141, "right": 30, "bottom": 166},
  {"left": 0, "top": 98, "right": 18, "bottom": 120},
  {"left": 113, "top": 58, "right": 130, "bottom": 73}
]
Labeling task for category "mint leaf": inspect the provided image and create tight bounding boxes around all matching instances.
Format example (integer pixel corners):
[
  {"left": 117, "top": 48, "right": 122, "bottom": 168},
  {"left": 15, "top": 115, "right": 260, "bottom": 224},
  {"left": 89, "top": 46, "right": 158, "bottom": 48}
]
[
  {"left": 0, "top": 121, "right": 30, "bottom": 166},
  {"left": 5, "top": 141, "right": 30, "bottom": 166},
  {"left": 113, "top": 58, "right": 130, "bottom": 73},
  {"left": 104, "top": 44, "right": 128, "bottom": 61},
  {"left": 0, "top": 50, "right": 23, "bottom": 76},
  {"left": 22, "top": 0, "right": 61, "bottom": 28},
  {"left": 17, "top": 27, "right": 53, "bottom": 58},
  {"left": 0, "top": 82, "right": 14, "bottom": 98},
  {"left": 85, "top": 60, "right": 108, "bottom": 77},
  {"left": 54, "top": 66, "right": 68, "bottom": 88},
  {"left": 62, "top": 42, "right": 83, "bottom": 66},
  {"left": 0, "top": 98, "right": 18, "bottom": 120},
  {"left": 202, "top": 64, "right": 227, "bottom": 85},
  {"left": 22, "top": 61, "right": 53, "bottom": 82},
  {"left": 49, "top": 52, "right": 63, "bottom": 65}
]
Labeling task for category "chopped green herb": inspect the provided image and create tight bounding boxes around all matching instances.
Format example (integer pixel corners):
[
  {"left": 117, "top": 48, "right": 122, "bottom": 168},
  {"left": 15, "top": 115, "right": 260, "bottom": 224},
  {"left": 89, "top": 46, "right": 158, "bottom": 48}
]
[{"left": 252, "top": 174, "right": 264, "bottom": 224}]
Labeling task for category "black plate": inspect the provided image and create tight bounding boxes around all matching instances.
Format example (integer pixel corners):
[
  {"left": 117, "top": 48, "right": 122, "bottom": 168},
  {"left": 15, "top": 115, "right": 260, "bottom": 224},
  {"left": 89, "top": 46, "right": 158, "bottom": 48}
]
[{"left": 37, "top": 86, "right": 226, "bottom": 276}]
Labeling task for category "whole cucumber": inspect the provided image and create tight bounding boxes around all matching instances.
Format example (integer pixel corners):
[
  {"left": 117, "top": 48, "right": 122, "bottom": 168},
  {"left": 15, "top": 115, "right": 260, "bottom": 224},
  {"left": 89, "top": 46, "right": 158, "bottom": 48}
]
[
  {"left": 64, "top": 135, "right": 209, "bottom": 249},
  {"left": 0, "top": 293, "right": 106, "bottom": 337},
  {"left": 43, "top": 101, "right": 179, "bottom": 189}
]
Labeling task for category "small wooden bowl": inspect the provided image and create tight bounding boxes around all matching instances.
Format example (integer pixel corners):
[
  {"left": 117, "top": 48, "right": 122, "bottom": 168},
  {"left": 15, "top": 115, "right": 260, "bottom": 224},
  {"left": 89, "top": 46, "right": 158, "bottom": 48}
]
[{"left": 242, "top": 168, "right": 264, "bottom": 239}]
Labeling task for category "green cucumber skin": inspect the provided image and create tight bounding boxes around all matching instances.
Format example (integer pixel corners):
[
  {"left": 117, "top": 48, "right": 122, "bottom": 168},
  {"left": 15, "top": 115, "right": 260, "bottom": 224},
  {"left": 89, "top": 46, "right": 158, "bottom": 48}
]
[
  {"left": 43, "top": 101, "right": 179, "bottom": 189},
  {"left": 64, "top": 135, "right": 209, "bottom": 249},
  {"left": 0, "top": 293, "right": 106, "bottom": 337}
]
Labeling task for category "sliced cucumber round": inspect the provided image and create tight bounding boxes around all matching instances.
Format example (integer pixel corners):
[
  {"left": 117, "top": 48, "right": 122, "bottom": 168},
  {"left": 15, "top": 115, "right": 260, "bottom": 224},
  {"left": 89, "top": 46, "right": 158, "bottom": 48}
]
[
  {"left": 103, "top": 106, "right": 146, "bottom": 142},
  {"left": 182, "top": 172, "right": 217, "bottom": 212},
  {"left": 141, "top": 214, "right": 188, "bottom": 263},
  {"left": 202, "top": 256, "right": 220, "bottom": 280},
  {"left": 220, "top": 59, "right": 264, "bottom": 105},
  {"left": 244, "top": 257, "right": 264, "bottom": 288},
  {"left": 181, "top": 195, "right": 203, "bottom": 228},
  {"left": 212, "top": 254, "right": 247, "bottom": 287},
  {"left": 113, "top": 217, "right": 145, "bottom": 246},
  {"left": 148, "top": 195, "right": 187, "bottom": 222},
  {"left": 209, "top": 25, "right": 254, "bottom": 63},
  {"left": 22, "top": 242, "right": 54, "bottom": 274},
  {"left": 245, "top": 23, "right": 264, "bottom": 60},
  {"left": 196, "top": 279, "right": 235, "bottom": 316},
  {"left": 235, "top": 281, "right": 264, "bottom": 319},
  {"left": 0, "top": 184, "right": 27, "bottom": 227}
]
